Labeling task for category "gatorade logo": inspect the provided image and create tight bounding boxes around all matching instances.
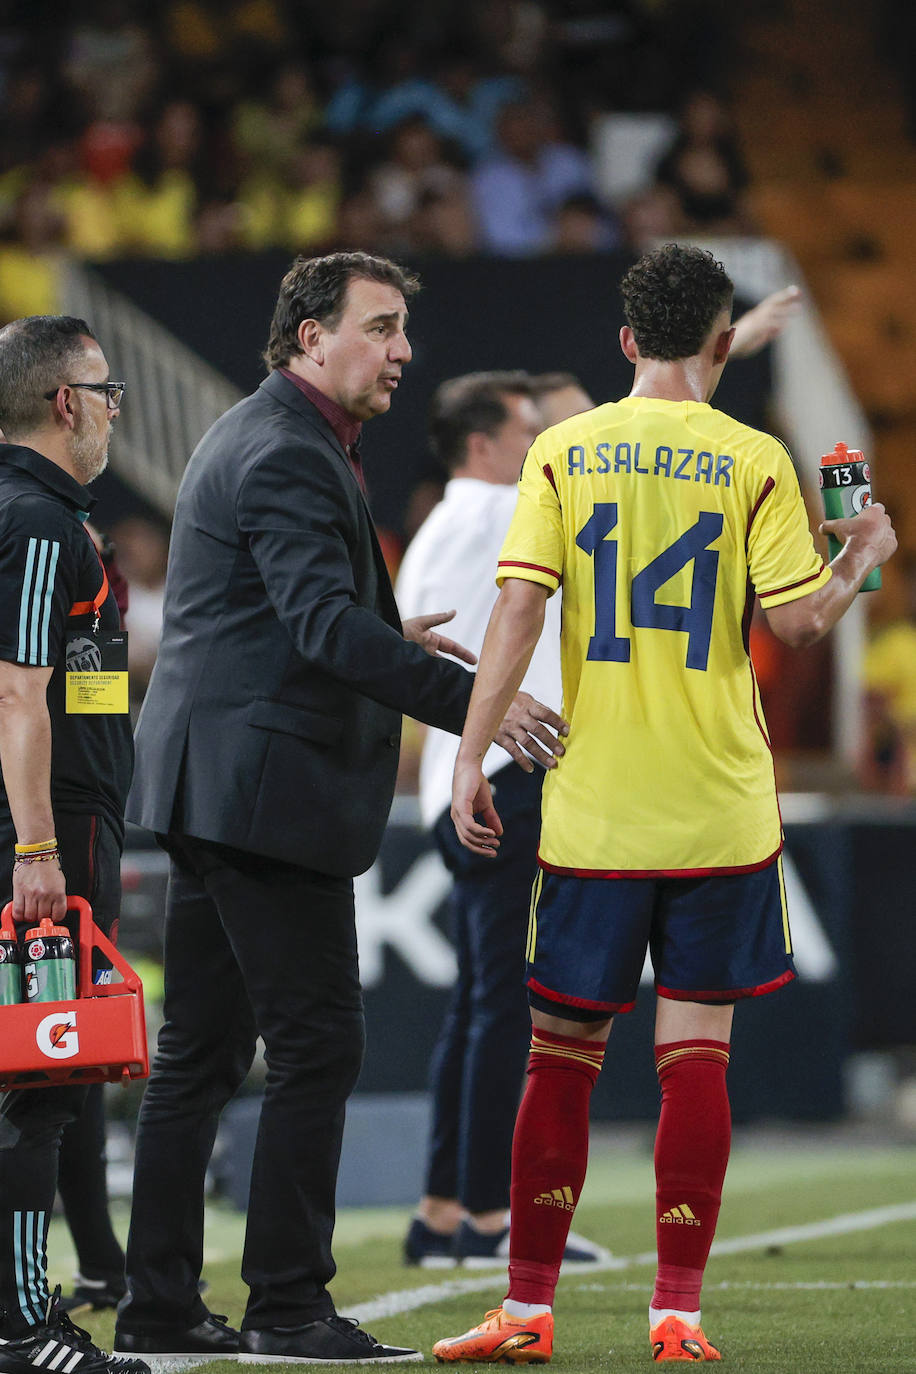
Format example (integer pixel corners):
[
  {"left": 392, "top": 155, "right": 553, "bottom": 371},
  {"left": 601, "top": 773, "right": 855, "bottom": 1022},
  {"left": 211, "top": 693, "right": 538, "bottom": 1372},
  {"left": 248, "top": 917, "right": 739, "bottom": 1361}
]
[
  {"left": 27, "top": 939, "right": 45, "bottom": 960},
  {"left": 852, "top": 486, "right": 871, "bottom": 514},
  {"left": 36, "top": 1010, "right": 79, "bottom": 1059}
]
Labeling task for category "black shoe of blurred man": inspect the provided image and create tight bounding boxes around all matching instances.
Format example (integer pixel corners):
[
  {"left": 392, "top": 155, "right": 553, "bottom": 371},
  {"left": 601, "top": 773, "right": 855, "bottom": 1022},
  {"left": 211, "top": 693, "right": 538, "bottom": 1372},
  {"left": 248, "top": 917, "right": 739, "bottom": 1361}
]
[
  {"left": 238, "top": 1316, "right": 422, "bottom": 1363},
  {"left": 113, "top": 1313, "right": 239, "bottom": 1364}
]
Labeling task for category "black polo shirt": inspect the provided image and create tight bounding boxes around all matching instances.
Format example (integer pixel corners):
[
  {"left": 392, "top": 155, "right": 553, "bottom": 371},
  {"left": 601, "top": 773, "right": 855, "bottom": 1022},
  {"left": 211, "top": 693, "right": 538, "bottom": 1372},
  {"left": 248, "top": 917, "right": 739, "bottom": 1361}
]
[{"left": 0, "top": 445, "right": 133, "bottom": 842}]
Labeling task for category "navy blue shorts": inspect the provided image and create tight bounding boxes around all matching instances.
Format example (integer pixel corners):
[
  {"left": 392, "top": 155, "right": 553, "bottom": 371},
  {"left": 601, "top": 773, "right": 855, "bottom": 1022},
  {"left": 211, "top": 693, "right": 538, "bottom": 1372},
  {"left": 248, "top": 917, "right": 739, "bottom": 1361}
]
[{"left": 526, "top": 857, "right": 794, "bottom": 1019}]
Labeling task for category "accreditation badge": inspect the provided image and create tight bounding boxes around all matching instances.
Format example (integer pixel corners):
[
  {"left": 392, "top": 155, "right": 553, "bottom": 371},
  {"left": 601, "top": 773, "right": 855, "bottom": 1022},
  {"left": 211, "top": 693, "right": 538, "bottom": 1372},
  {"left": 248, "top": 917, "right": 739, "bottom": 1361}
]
[{"left": 65, "top": 631, "right": 129, "bottom": 714}]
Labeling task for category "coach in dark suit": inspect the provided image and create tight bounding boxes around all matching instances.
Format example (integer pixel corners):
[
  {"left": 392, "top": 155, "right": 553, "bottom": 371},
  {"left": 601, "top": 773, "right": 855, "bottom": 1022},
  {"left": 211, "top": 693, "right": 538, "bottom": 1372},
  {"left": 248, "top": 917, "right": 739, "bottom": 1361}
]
[{"left": 114, "top": 253, "right": 566, "bottom": 1366}]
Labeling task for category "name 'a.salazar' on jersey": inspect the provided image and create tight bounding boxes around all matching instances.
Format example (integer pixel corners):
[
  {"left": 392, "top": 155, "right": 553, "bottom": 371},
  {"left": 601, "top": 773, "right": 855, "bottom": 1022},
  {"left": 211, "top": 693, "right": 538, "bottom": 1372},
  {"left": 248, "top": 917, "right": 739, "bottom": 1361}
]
[{"left": 497, "top": 395, "right": 831, "bottom": 877}]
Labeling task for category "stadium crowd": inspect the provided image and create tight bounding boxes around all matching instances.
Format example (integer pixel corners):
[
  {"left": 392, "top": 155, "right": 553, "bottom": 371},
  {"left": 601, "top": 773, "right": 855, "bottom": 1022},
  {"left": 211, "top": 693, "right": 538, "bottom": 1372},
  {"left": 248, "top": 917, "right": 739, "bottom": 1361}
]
[{"left": 0, "top": 0, "right": 750, "bottom": 317}]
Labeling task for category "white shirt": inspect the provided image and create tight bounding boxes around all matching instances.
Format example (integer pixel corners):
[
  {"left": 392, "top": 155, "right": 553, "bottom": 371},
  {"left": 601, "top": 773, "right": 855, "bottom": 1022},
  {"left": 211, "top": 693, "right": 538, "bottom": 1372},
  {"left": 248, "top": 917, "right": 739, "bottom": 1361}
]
[{"left": 396, "top": 477, "right": 562, "bottom": 827}]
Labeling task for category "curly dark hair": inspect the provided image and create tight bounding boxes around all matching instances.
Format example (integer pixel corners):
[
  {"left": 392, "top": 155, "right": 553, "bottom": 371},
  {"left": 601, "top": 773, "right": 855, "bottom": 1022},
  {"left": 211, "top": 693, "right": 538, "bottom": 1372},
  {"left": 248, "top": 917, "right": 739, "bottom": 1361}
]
[
  {"left": 620, "top": 244, "right": 733, "bottom": 362},
  {"left": 263, "top": 252, "right": 420, "bottom": 371}
]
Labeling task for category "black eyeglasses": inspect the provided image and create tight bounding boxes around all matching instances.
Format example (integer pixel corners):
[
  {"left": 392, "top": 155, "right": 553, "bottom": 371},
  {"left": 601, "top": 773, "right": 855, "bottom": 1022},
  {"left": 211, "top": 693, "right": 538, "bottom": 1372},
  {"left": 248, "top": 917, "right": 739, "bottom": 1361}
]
[{"left": 44, "top": 381, "right": 126, "bottom": 409}]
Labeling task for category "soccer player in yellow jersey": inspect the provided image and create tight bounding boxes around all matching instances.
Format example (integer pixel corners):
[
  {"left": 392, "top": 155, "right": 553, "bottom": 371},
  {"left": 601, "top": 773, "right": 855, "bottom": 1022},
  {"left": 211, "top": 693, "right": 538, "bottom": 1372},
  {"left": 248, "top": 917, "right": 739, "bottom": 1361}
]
[{"left": 432, "top": 245, "right": 897, "bottom": 1365}]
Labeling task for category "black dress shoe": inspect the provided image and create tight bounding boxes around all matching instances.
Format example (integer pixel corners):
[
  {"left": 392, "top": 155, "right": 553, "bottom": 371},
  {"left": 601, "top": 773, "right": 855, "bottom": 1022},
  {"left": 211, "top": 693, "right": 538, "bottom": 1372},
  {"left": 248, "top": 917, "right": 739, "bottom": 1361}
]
[
  {"left": 113, "top": 1313, "right": 240, "bottom": 1362},
  {"left": 238, "top": 1315, "right": 421, "bottom": 1363}
]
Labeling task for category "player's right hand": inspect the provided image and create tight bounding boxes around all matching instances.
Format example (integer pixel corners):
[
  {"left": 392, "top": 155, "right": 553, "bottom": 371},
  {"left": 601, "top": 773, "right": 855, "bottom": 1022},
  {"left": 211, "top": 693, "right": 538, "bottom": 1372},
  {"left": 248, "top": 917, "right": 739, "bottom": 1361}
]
[
  {"left": 819, "top": 501, "right": 898, "bottom": 567},
  {"left": 451, "top": 760, "right": 503, "bottom": 855},
  {"left": 12, "top": 857, "right": 66, "bottom": 925}
]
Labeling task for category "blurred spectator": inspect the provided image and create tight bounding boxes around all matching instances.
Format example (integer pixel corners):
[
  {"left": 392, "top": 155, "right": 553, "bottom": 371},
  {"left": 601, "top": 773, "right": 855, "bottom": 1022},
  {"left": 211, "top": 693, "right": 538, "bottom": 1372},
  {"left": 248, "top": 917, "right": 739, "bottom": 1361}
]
[
  {"left": 231, "top": 59, "right": 322, "bottom": 174},
  {"left": 467, "top": 0, "right": 549, "bottom": 76},
  {"left": 471, "top": 96, "right": 595, "bottom": 254},
  {"left": 281, "top": 138, "right": 343, "bottom": 252},
  {"left": 0, "top": 62, "right": 72, "bottom": 220},
  {"left": 409, "top": 184, "right": 478, "bottom": 256},
  {"left": 117, "top": 98, "right": 204, "bottom": 258},
  {"left": 195, "top": 193, "right": 247, "bottom": 253},
  {"left": 619, "top": 182, "right": 686, "bottom": 251},
  {"left": 53, "top": 136, "right": 131, "bottom": 260},
  {"left": 860, "top": 555, "right": 916, "bottom": 794},
  {"left": 160, "top": 0, "right": 290, "bottom": 69},
  {"left": 63, "top": 1, "right": 159, "bottom": 123},
  {"left": 323, "top": 36, "right": 427, "bottom": 139},
  {"left": 334, "top": 188, "right": 387, "bottom": 252},
  {"left": 0, "top": 3, "right": 755, "bottom": 267},
  {"left": 550, "top": 191, "right": 620, "bottom": 252},
  {"left": 369, "top": 117, "right": 466, "bottom": 237},
  {"left": 325, "top": 39, "right": 523, "bottom": 161},
  {"left": 0, "top": 183, "right": 66, "bottom": 321},
  {"left": 653, "top": 89, "right": 752, "bottom": 234}
]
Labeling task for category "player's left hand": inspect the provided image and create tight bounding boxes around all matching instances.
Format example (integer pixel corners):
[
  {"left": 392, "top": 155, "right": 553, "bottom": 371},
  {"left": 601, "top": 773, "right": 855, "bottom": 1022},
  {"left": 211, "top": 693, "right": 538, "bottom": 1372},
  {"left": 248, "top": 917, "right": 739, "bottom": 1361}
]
[
  {"left": 403, "top": 610, "right": 477, "bottom": 665},
  {"left": 451, "top": 761, "right": 502, "bottom": 855},
  {"left": 495, "top": 691, "right": 569, "bottom": 772}
]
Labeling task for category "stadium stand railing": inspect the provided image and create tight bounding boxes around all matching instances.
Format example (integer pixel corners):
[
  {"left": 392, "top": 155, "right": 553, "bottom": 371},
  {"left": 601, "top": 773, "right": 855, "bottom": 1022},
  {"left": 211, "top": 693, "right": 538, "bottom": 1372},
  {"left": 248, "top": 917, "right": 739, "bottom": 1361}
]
[{"left": 59, "top": 260, "right": 243, "bottom": 518}]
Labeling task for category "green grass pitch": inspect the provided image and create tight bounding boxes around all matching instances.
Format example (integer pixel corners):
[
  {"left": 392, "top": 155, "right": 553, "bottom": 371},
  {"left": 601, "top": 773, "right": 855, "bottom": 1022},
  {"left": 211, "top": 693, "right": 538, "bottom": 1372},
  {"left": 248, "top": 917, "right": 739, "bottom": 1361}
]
[{"left": 50, "top": 1133, "right": 915, "bottom": 1370}]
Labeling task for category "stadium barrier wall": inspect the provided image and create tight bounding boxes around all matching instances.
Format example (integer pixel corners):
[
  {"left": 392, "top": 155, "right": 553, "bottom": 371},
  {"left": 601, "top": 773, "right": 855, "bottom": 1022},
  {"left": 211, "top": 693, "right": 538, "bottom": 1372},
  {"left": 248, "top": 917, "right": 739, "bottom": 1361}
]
[{"left": 120, "top": 800, "right": 915, "bottom": 1131}]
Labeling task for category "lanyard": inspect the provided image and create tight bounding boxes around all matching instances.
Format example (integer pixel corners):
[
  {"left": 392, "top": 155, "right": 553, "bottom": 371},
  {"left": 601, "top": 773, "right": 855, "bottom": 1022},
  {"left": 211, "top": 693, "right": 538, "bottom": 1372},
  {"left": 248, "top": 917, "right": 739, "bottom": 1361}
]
[{"left": 68, "top": 560, "right": 110, "bottom": 633}]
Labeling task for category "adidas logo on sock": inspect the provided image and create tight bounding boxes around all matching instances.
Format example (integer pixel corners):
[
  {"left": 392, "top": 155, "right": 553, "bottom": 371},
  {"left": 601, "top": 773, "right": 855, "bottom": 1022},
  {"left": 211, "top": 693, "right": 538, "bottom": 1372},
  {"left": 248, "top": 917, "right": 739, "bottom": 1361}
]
[
  {"left": 534, "top": 1186, "right": 575, "bottom": 1212},
  {"left": 659, "top": 1203, "right": 701, "bottom": 1226}
]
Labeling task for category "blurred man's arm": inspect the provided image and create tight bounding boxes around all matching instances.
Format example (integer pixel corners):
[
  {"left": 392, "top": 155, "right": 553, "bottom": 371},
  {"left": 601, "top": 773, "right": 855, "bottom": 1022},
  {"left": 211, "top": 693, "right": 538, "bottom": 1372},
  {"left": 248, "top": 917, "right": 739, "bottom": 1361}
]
[{"left": 731, "top": 286, "right": 802, "bottom": 358}]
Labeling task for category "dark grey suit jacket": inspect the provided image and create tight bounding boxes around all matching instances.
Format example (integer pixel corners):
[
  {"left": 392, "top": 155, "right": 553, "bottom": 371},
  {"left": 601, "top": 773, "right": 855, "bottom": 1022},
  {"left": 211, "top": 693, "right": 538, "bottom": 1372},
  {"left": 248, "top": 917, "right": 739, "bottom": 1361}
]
[{"left": 128, "top": 371, "right": 473, "bottom": 876}]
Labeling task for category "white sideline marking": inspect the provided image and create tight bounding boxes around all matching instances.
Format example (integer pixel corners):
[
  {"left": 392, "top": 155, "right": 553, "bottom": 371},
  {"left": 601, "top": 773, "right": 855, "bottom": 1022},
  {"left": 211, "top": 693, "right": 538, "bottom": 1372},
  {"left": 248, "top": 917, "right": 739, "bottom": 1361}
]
[
  {"left": 575, "top": 1280, "right": 916, "bottom": 1292},
  {"left": 349, "top": 1201, "right": 916, "bottom": 1323}
]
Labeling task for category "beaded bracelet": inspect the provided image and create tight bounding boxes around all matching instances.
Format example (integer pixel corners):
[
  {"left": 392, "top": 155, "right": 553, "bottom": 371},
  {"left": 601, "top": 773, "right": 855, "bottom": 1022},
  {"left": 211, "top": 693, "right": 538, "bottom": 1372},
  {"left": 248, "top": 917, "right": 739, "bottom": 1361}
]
[{"left": 14, "top": 850, "right": 60, "bottom": 866}]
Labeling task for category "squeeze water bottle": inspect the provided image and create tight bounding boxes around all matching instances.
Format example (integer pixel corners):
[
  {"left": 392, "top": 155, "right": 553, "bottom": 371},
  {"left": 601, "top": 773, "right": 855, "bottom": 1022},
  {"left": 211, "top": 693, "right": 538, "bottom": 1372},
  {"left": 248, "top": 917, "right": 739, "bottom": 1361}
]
[
  {"left": 818, "top": 442, "right": 882, "bottom": 592},
  {"left": 0, "top": 910, "right": 21, "bottom": 1005},
  {"left": 23, "top": 919, "right": 76, "bottom": 1002}
]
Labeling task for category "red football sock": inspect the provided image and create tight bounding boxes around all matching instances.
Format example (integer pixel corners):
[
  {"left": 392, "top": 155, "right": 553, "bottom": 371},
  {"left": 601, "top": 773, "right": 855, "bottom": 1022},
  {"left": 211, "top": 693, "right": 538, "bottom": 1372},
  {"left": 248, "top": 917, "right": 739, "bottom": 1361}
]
[
  {"left": 507, "top": 1028, "right": 605, "bottom": 1306},
  {"left": 652, "top": 1039, "right": 731, "bottom": 1313}
]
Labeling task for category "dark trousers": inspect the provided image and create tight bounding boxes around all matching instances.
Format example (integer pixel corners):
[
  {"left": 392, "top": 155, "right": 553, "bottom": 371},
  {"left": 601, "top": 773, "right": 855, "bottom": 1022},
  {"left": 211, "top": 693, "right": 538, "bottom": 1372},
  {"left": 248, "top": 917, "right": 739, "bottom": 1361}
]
[
  {"left": 424, "top": 765, "right": 541, "bottom": 1214},
  {"left": 120, "top": 835, "right": 365, "bottom": 1333},
  {"left": 58, "top": 1082, "right": 125, "bottom": 1282},
  {"left": 0, "top": 812, "right": 122, "bottom": 1333}
]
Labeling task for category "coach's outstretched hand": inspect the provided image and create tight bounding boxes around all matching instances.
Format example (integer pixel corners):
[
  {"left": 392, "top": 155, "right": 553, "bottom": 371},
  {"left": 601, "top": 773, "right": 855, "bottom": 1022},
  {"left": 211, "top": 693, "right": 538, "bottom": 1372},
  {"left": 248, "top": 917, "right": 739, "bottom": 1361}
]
[
  {"left": 495, "top": 691, "right": 568, "bottom": 772},
  {"left": 403, "top": 608, "right": 477, "bottom": 664}
]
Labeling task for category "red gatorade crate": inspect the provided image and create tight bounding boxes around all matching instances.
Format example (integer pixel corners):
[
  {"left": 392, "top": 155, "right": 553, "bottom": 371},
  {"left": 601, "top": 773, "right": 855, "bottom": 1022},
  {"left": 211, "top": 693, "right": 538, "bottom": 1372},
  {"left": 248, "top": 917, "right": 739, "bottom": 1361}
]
[{"left": 0, "top": 895, "right": 148, "bottom": 1089}]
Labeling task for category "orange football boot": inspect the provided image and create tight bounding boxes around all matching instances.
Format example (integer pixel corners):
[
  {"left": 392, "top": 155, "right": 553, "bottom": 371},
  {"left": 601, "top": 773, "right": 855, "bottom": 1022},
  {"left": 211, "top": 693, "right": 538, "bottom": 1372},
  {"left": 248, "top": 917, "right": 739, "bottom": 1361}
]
[
  {"left": 651, "top": 1314, "right": 722, "bottom": 1361},
  {"left": 433, "top": 1307, "right": 553, "bottom": 1364}
]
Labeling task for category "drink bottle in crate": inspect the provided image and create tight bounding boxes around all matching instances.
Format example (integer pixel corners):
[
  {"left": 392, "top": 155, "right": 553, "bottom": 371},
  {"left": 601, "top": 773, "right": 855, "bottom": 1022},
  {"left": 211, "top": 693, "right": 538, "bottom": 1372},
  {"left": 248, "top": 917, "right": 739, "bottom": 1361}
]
[
  {"left": 819, "top": 441, "right": 881, "bottom": 591},
  {"left": 23, "top": 918, "right": 76, "bottom": 1002},
  {"left": 0, "top": 910, "right": 20, "bottom": 1005}
]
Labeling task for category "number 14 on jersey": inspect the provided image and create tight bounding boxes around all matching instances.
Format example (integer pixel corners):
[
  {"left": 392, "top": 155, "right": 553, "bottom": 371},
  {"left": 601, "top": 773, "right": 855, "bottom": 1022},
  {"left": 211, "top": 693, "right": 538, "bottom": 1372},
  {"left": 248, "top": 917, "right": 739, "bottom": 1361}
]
[{"left": 576, "top": 503, "right": 724, "bottom": 671}]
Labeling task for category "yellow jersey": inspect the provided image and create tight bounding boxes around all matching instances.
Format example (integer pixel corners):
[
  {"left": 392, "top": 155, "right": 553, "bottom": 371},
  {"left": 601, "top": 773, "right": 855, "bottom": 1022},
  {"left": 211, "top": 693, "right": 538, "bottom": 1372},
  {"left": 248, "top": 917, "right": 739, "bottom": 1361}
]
[{"left": 497, "top": 396, "right": 830, "bottom": 875}]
